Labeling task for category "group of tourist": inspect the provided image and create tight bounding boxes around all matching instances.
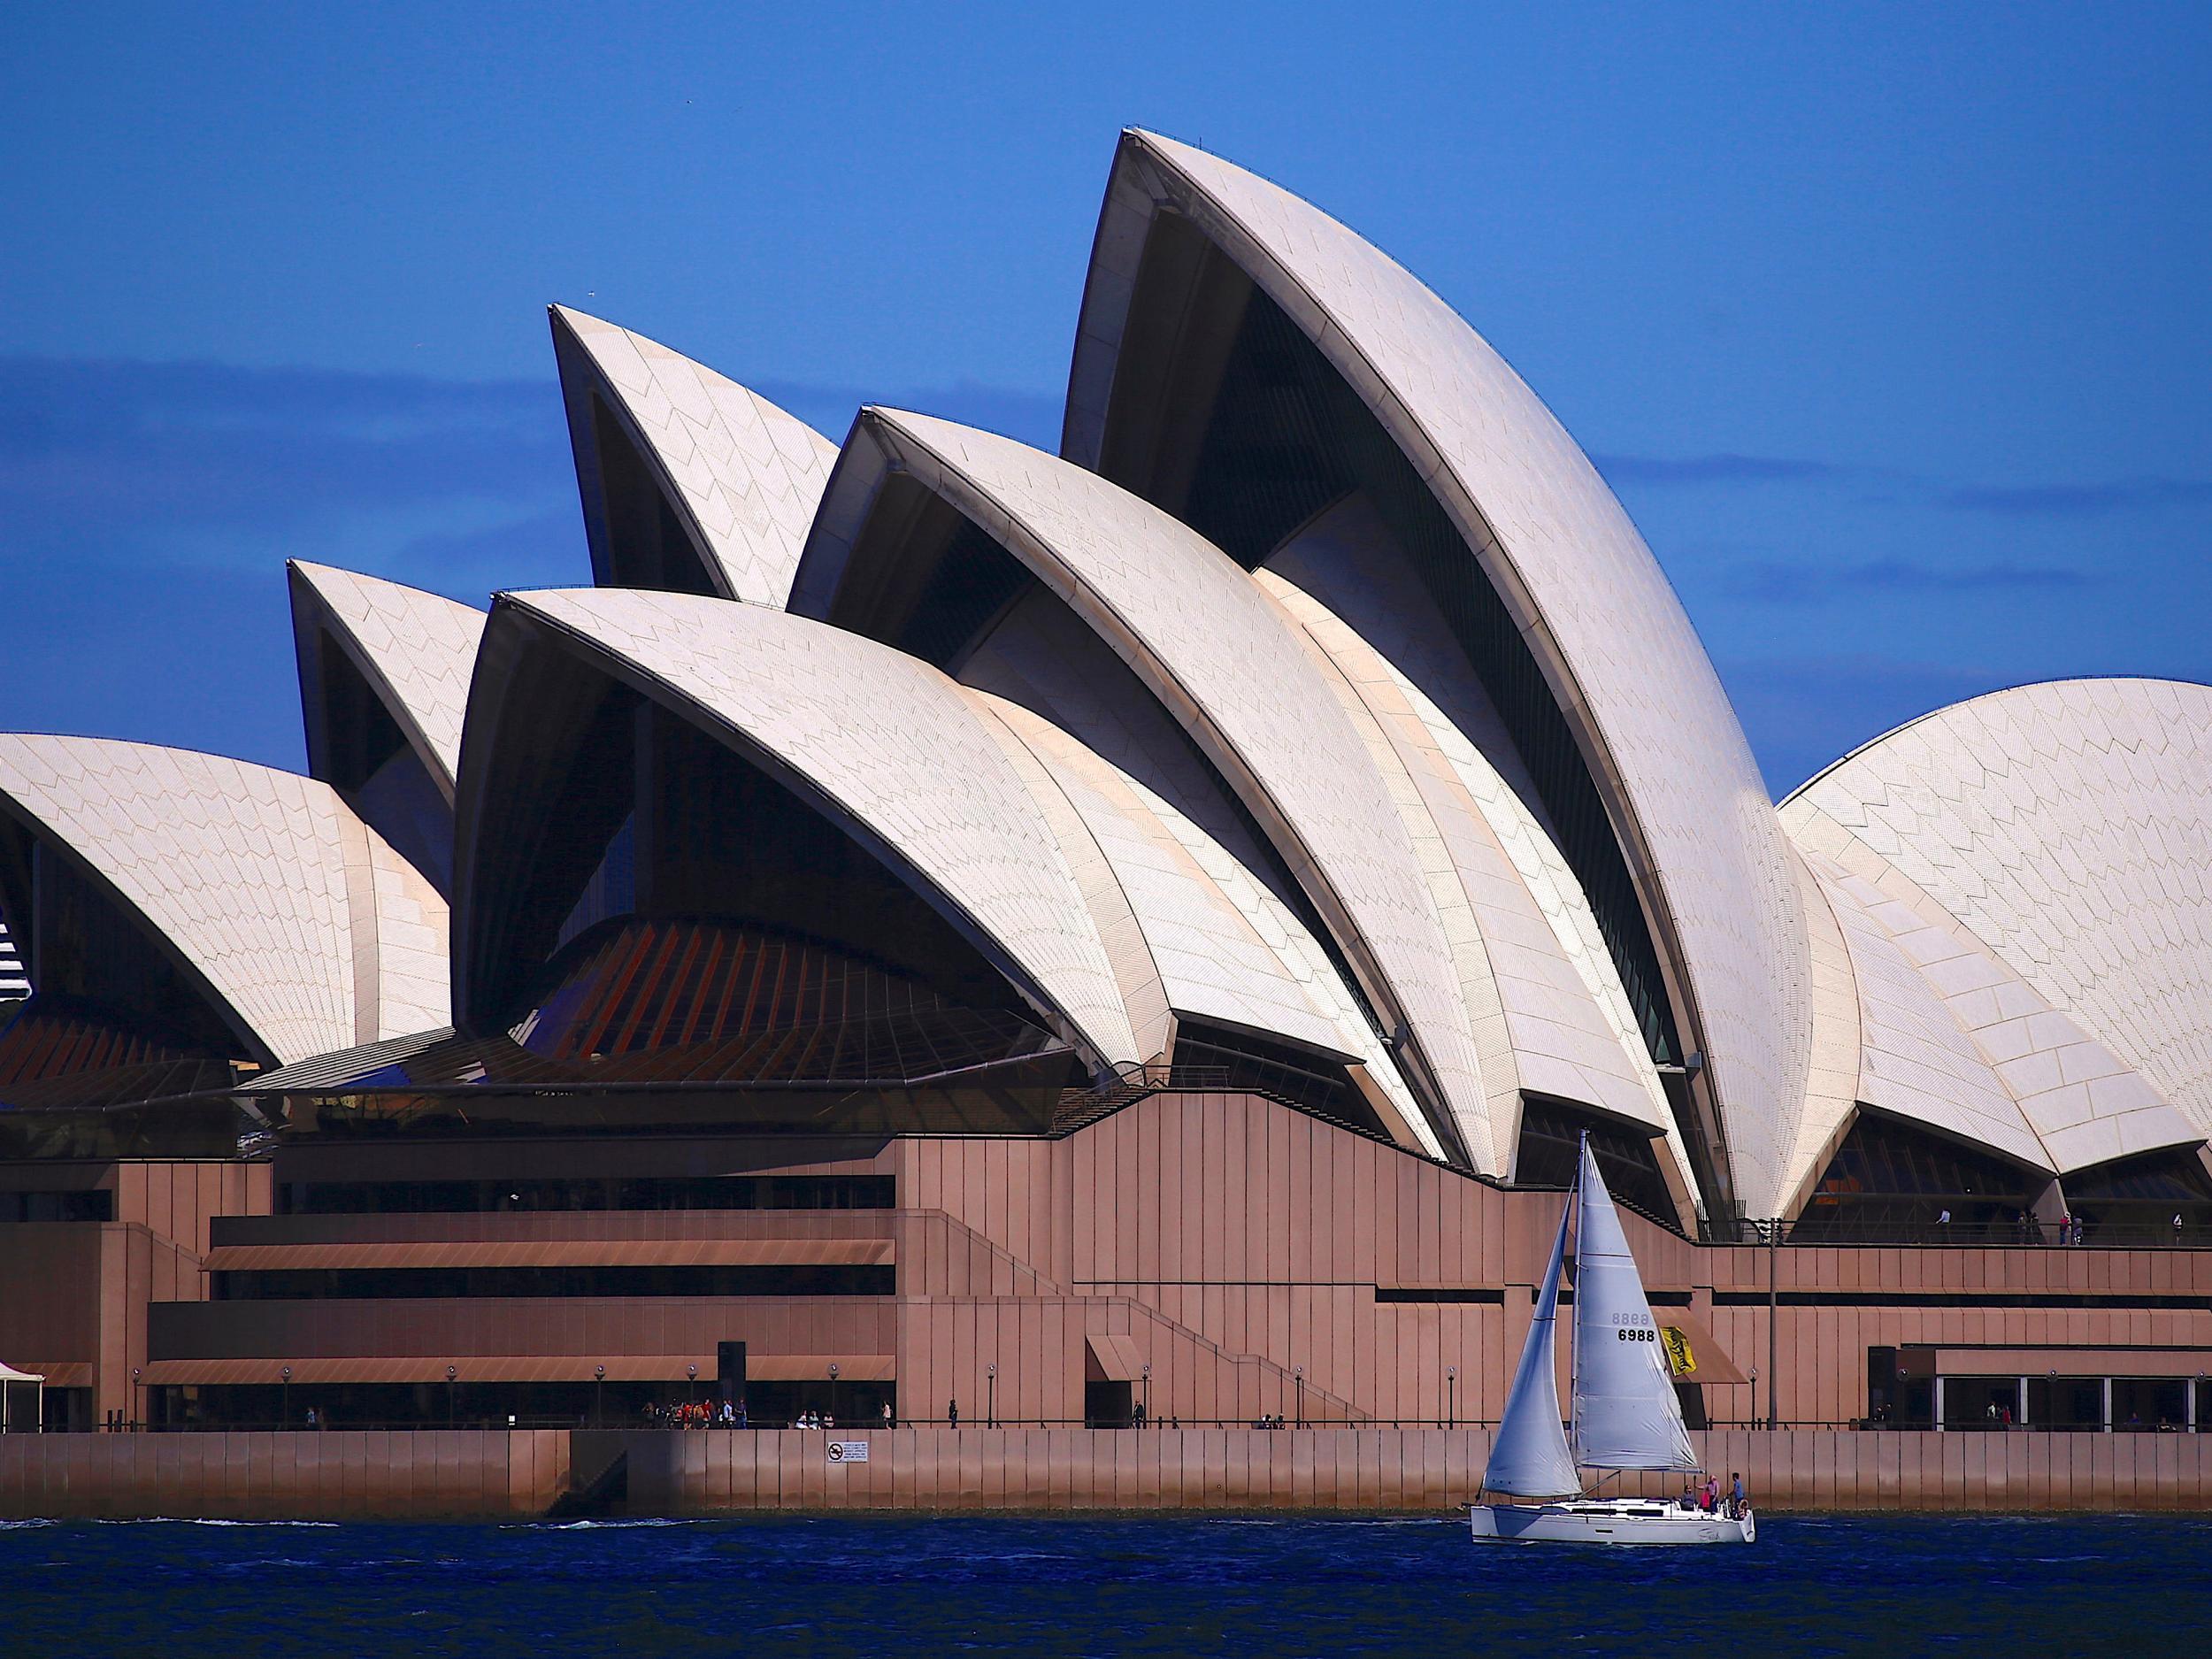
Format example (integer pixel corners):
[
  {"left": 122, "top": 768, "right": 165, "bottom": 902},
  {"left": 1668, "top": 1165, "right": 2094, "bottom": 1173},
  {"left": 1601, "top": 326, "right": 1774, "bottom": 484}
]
[
  {"left": 1679, "top": 1472, "right": 1749, "bottom": 1518},
  {"left": 641, "top": 1400, "right": 744, "bottom": 1429}
]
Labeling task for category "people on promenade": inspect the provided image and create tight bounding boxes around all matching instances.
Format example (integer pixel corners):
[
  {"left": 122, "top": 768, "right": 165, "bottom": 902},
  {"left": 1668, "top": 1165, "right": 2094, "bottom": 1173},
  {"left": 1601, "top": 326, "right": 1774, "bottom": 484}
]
[{"left": 948, "top": 1398, "right": 959, "bottom": 1426}]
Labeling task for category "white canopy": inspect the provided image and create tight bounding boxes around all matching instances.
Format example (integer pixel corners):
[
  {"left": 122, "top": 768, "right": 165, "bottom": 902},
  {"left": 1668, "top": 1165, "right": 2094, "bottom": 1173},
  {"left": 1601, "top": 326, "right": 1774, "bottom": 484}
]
[{"left": 0, "top": 1362, "right": 43, "bottom": 1383}]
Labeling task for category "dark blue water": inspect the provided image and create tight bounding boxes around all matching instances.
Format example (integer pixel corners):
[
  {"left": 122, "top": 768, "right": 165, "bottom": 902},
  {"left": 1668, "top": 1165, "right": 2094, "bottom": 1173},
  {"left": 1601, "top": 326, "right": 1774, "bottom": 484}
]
[{"left": 4, "top": 1513, "right": 2207, "bottom": 1655}]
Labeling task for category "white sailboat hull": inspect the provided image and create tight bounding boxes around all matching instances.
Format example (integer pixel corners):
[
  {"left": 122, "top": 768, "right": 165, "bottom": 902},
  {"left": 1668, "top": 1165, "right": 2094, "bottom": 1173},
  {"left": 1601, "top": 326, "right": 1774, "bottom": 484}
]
[{"left": 1469, "top": 1499, "right": 1755, "bottom": 1546}]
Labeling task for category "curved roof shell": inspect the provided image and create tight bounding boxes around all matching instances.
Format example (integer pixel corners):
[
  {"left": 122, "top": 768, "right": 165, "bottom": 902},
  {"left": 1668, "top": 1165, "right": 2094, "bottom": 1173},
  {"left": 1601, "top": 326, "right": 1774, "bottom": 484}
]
[
  {"left": 1255, "top": 561, "right": 1694, "bottom": 1196},
  {"left": 1783, "top": 678, "right": 2212, "bottom": 1162},
  {"left": 288, "top": 560, "right": 484, "bottom": 798},
  {"left": 550, "top": 306, "right": 838, "bottom": 607},
  {"left": 0, "top": 735, "right": 449, "bottom": 1065},
  {"left": 1063, "top": 129, "right": 1812, "bottom": 1210},
  {"left": 793, "top": 409, "right": 1494, "bottom": 1169},
  {"left": 465, "top": 588, "right": 1143, "bottom": 1072},
  {"left": 972, "top": 691, "right": 1432, "bottom": 1152}
]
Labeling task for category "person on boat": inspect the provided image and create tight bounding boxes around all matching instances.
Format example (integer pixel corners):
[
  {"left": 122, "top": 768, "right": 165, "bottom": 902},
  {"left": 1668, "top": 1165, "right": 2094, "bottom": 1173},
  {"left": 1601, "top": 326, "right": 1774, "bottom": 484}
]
[{"left": 1732, "top": 1472, "right": 1746, "bottom": 1517}]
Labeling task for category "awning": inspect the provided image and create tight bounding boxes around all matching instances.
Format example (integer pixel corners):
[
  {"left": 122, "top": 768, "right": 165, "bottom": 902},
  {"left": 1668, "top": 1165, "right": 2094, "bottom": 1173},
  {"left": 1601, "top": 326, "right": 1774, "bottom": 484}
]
[
  {"left": 1655, "top": 1314, "right": 1746, "bottom": 1385},
  {"left": 1085, "top": 1333, "right": 1147, "bottom": 1382},
  {"left": 136, "top": 1354, "right": 897, "bottom": 1386},
  {"left": 1931, "top": 1347, "right": 2212, "bottom": 1379},
  {"left": 199, "top": 1239, "right": 892, "bottom": 1272},
  {"left": 0, "top": 1361, "right": 45, "bottom": 1383},
  {"left": 745, "top": 1356, "right": 896, "bottom": 1382},
  {"left": 6, "top": 1363, "right": 88, "bottom": 1388}
]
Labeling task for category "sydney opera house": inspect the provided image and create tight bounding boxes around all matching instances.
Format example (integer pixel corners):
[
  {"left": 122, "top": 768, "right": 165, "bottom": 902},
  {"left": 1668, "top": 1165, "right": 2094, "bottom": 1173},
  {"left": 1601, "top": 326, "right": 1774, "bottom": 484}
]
[{"left": 2, "top": 130, "right": 2208, "bottom": 1452}]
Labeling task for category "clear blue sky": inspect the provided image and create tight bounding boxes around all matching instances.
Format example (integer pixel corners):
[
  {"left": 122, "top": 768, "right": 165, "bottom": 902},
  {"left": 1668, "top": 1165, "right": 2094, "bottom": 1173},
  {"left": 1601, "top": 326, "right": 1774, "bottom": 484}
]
[{"left": 4, "top": 2, "right": 2208, "bottom": 793}]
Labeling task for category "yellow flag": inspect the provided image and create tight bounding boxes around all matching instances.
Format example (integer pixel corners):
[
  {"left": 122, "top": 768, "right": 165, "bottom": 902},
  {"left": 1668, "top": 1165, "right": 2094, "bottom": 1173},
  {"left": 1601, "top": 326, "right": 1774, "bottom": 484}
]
[{"left": 1659, "top": 1325, "right": 1696, "bottom": 1378}]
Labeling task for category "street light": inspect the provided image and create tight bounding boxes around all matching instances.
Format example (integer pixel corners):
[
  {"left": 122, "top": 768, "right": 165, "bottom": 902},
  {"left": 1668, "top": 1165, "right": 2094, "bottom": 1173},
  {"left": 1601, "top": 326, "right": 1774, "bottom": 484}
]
[
  {"left": 1750, "top": 1368, "right": 1759, "bottom": 1429},
  {"left": 281, "top": 1365, "right": 292, "bottom": 1430},
  {"left": 132, "top": 1366, "right": 142, "bottom": 1432},
  {"left": 828, "top": 1362, "right": 841, "bottom": 1425},
  {"left": 595, "top": 1363, "right": 605, "bottom": 1428},
  {"left": 1141, "top": 1361, "right": 1151, "bottom": 1429},
  {"left": 1446, "top": 1365, "right": 1457, "bottom": 1430},
  {"left": 1294, "top": 1366, "right": 1305, "bottom": 1430},
  {"left": 687, "top": 1363, "right": 698, "bottom": 1416},
  {"left": 446, "top": 1365, "right": 457, "bottom": 1428},
  {"left": 986, "top": 1363, "right": 996, "bottom": 1429}
]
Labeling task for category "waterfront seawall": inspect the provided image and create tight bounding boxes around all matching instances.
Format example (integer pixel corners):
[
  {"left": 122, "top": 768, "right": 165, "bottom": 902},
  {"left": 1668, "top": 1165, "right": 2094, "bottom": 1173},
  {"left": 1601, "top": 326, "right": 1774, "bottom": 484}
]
[{"left": 4, "top": 1427, "right": 2209, "bottom": 1517}]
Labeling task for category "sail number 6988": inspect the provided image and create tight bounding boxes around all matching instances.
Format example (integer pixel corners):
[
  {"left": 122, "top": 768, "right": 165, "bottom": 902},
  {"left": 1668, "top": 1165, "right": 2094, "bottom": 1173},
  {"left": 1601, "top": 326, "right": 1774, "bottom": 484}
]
[{"left": 1616, "top": 1327, "right": 1656, "bottom": 1342}]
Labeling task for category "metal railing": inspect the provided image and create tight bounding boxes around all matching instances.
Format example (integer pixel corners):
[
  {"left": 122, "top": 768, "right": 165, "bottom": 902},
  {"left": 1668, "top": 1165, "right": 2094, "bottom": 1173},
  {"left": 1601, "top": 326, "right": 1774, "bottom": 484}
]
[{"left": 1700, "top": 1217, "right": 2209, "bottom": 1249}]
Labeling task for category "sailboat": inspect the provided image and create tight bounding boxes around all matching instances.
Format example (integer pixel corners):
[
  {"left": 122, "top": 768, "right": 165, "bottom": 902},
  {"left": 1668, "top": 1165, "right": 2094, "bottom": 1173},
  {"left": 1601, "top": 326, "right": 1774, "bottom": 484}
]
[{"left": 1470, "top": 1135, "right": 1755, "bottom": 1545}]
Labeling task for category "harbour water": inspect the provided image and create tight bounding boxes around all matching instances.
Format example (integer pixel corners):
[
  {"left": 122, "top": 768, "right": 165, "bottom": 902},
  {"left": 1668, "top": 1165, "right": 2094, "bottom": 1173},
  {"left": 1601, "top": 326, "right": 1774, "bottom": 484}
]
[{"left": 5, "top": 1512, "right": 2208, "bottom": 1655}]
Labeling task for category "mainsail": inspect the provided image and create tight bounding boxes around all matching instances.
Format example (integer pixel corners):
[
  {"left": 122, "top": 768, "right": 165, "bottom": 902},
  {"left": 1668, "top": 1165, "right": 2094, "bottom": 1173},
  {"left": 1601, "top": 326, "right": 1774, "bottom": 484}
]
[
  {"left": 1570, "top": 1139, "right": 1699, "bottom": 1472},
  {"left": 1481, "top": 1197, "right": 1579, "bottom": 1497}
]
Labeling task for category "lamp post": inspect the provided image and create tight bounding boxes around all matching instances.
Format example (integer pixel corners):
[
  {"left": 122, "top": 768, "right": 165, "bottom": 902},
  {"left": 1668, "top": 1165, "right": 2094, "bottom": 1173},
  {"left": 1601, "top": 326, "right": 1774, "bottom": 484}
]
[
  {"left": 446, "top": 1364, "right": 457, "bottom": 1428},
  {"left": 1141, "top": 1361, "right": 1151, "bottom": 1429},
  {"left": 595, "top": 1363, "right": 605, "bottom": 1429},
  {"left": 828, "top": 1362, "right": 841, "bottom": 1425},
  {"left": 132, "top": 1366, "right": 142, "bottom": 1432},
  {"left": 687, "top": 1363, "right": 698, "bottom": 1417},
  {"left": 1765, "top": 1218, "right": 1779, "bottom": 1429},
  {"left": 1749, "top": 1368, "right": 1758, "bottom": 1429},
  {"left": 986, "top": 1363, "right": 996, "bottom": 1429},
  {"left": 281, "top": 1365, "right": 292, "bottom": 1430},
  {"left": 1446, "top": 1365, "right": 1457, "bottom": 1430},
  {"left": 1294, "top": 1366, "right": 1305, "bottom": 1430}
]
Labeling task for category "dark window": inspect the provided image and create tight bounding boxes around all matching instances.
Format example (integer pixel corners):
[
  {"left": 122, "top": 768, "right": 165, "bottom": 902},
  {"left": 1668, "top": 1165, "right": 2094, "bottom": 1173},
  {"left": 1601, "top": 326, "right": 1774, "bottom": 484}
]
[
  {"left": 280, "top": 1173, "right": 895, "bottom": 1217},
  {"left": 212, "top": 1263, "right": 895, "bottom": 1300},
  {"left": 1512, "top": 1097, "right": 1677, "bottom": 1227},
  {"left": 2062, "top": 1149, "right": 2212, "bottom": 1242},
  {"left": 1373, "top": 1286, "right": 1503, "bottom": 1305},
  {"left": 1789, "top": 1115, "right": 2043, "bottom": 1242},
  {"left": 1170, "top": 1019, "right": 1390, "bottom": 1140},
  {"left": 0, "top": 1187, "right": 113, "bottom": 1223}
]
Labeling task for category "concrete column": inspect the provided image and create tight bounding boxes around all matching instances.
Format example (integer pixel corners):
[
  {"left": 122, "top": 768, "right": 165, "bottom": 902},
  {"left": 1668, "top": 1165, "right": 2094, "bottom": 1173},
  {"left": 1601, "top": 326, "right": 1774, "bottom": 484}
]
[
  {"left": 2188, "top": 1379, "right": 2199, "bottom": 1434},
  {"left": 2101, "top": 1376, "right": 2114, "bottom": 1433},
  {"left": 2016, "top": 1376, "right": 2029, "bottom": 1428},
  {"left": 1932, "top": 1375, "right": 1945, "bottom": 1432}
]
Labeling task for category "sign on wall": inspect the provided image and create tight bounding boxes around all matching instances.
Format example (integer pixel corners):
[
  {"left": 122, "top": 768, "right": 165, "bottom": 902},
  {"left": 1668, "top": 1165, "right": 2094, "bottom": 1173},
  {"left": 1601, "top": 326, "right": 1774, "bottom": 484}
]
[{"left": 826, "top": 1440, "right": 870, "bottom": 1463}]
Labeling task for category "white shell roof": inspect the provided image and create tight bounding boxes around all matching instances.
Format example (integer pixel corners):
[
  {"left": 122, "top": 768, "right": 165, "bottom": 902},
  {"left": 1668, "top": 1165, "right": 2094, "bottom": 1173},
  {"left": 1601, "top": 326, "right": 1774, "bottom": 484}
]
[
  {"left": 496, "top": 588, "right": 1142, "bottom": 1071},
  {"left": 975, "top": 692, "right": 1435, "bottom": 1154},
  {"left": 0, "top": 736, "right": 450, "bottom": 1064},
  {"left": 1068, "top": 130, "right": 1813, "bottom": 1210},
  {"left": 288, "top": 561, "right": 485, "bottom": 795},
  {"left": 803, "top": 409, "right": 1497, "bottom": 1170},
  {"left": 1783, "top": 678, "right": 2212, "bottom": 1164},
  {"left": 550, "top": 307, "right": 838, "bottom": 608},
  {"left": 1257, "top": 563, "right": 1694, "bottom": 1195}
]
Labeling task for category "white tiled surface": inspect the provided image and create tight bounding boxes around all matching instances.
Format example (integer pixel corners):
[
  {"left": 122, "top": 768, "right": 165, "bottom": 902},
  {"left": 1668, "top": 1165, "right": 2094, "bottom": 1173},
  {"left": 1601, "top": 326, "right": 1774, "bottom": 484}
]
[
  {"left": 289, "top": 560, "right": 485, "bottom": 791},
  {"left": 1784, "top": 677, "right": 2212, "bottom": 1164},
  {"left": 0, "top": 735, "right": 452, "bottom": 1063},
  {"left": 1802, "top": 849, "right": 2053, "bottom": 1172},
  {"left": 503, "top": 589, "right": 1141, "bottom": 1071},
  {"left": 1070, "top": 131, "right": 1814, "bottom": 1211},
  {"left": 1784, "top": 845, "right": 1863, "bottom": 1209},
  {"left": 855, "top": 410, "right": 1496, "bottom": 1171},
  {"left": 1258, "top": 564, "right": 1694, "bottom": 1194},
  {"left": 553, "top": 307, "right": 838, "bottom": 609},
  {"left": 978, "top": 691, "right": 1435, "bottom": 1155}
]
